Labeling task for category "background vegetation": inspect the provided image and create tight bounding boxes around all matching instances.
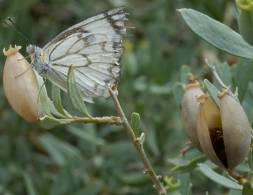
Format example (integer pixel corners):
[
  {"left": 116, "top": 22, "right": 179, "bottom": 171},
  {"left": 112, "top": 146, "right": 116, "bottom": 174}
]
[{"left": 0, "top": 0, "right": 249, "bottom": 194}]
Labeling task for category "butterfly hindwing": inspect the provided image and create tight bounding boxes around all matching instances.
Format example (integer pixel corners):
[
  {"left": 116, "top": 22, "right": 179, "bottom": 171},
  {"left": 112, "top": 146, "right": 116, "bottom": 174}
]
[{"left": 43, "top": 7, "right": 127, "bottom": 102}]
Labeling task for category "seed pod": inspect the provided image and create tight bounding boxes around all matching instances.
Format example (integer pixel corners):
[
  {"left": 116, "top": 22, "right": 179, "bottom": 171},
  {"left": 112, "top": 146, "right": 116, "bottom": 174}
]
[
  {"left": 3, "top": 45, "right": 42, "bottom": 122},
  {"left": 219, "top": 90, "right": 251, "bottom": 169},
  {"left": 197, "top": 94, "right": 224, "bottom": 168},
  {"left": 197, "top": 92, "right": 251, "bottom": 169},
  {"left": 181, "top": 81, "right": 204, "bottom": 148}
]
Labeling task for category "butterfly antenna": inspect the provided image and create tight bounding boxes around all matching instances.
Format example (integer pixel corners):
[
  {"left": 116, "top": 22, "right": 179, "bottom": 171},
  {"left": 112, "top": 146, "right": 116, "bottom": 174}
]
[{"left": 3, "top": 17, "right": 30, "bottom": 43}]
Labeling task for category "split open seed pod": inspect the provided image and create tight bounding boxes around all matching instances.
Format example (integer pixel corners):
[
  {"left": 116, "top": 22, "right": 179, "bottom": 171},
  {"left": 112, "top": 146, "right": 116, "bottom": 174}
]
[
  {"left": 181, "top": 80, "right": 204, "bottom": 148},
  {"left": 3, "top": 45, "right": 42, "bottom": 122},
  {"left": 197, "top": 91, "right": 251, "bottom": 169}
]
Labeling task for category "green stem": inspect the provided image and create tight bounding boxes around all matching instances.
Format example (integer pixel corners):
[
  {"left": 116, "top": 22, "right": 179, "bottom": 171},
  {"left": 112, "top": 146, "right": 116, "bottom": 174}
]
[{"left": 45, "top": 116, "right": 122, "bottom": 125}]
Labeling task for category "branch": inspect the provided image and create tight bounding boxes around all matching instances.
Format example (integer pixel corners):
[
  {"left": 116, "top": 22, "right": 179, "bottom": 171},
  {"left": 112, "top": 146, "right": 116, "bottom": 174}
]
[
  {"left": 205, "top": 58, "right": 238, "bottom": 99},
  {"left": 42, "top": 116, "right": 122, "bottom": 125},
  {"left": 108, "top": 87, "right": 167, "bottom": 195}
]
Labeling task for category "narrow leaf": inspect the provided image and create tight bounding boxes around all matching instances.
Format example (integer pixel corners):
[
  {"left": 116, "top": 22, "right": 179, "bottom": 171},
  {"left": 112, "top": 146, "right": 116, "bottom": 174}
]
[
  {"left": 178, "top": 173, "right": 192, "bottom": 195},
  {"left": 238, "top": 8, "right": 253, "bottom": 45},
  {"left": 73, "top": 181, "right": 103, "bottom": 195},
  {"left": 39, "top": 134, "right": 66, "bottom": 166},
  {"left": 67, "top": 66, "right": 91, "bottom": 117},
  {"left": 198, "top": 163, "right": 242, "bottom": 190},
  {"left": 173, "top": 82, "right": 184, "bottom": 106},
  {"left": 235, "top": 59, "right": 253, "bottom": 101},
  {"left": 170, "top": 155, "right": 206, "bottom": 174},
  {"left": 67, "top": 126, "right": 105, "bottom": 146},
  {"left": 23, "top": 172, "right": 38, "bottom": 195},
  {"left": 35, "top": 71, "right": 66, "bottom": 118},
  {"left": 146, "top": 128, "right": 160, "bottom": 156},
  {"left": 116, "top": 172, "right": 149, "bottom": 186},
  {"left": 51, "top": 85, "right": 71, "bottom": 117},
  {"left": 180, "top": 65, "right": 191, "bottom": 84},
  {"left": 214, "top": 62, "right": 232, "bottom": 87},
  {"left": 248, "top": 146, "right": 253, "bottom": 171},
  {"left": 179, "top": 9, "right": 253, "bottom": 59},
  {"left": 203, "top": 79, "right": 220, "bottom": 106},
  {"left": 131, "top": 112, "right": 141, "bottom": 136},
  {"left": 35, "top": 71, "right": 51, "bottom": 115},
  {"left": 39, "top": 134, "right": 82, "bottom": 166}
]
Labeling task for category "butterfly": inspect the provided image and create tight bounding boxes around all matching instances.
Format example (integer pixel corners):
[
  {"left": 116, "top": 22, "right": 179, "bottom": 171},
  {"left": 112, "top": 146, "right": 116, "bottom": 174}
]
[{"left": 26, "top": 7, "right": 127, "bottom": 103}]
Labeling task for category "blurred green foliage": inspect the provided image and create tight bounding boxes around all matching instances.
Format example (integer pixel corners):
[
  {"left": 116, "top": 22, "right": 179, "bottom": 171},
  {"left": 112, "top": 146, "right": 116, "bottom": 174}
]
[{"left": 0, "top": 0, "right": 250, "bottom": 194}]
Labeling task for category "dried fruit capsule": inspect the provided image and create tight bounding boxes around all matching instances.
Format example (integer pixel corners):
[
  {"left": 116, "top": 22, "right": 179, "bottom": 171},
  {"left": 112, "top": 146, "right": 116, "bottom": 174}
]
[
  {"left": 181, "top": 80, "right": 204, "bottom": 148},
  {"left": 197, "top": 94, "right": 224, "bottom": 168},
  {"left": 3, "top": 45, "right": 42, "bottom": 122},
  {"left": 197, "top": 91, "right": 251, "bottom": 169},
  {"left": 219, "top": 90, "right": 251, "bottom": 169}
]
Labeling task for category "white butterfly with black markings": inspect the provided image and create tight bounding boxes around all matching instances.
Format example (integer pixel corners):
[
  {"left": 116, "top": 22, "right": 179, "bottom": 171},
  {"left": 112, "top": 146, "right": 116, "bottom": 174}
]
[{"left": 26, "top": 7, "right": 127, "bottom": 103}]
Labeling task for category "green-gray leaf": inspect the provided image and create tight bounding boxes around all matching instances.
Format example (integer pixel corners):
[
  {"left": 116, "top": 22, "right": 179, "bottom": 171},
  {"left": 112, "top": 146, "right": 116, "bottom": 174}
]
[
  {"left": 51, "top": 85, "right": 71, "bottom": 117},
  {"left": 67, "top": 126, "right": 105, "bottom": 146},
  {"left": 180, "top": 65, "right": 191, "bottom": 84},
  {"left": 179, "top": 8, "right": 253, "bottom": 59},
  {"left": 67, "top": 66, "right": 91, "bottom": 117},
  {"left": 39, "top": 134, "right": 82, "bottom": 166},
  {"left": 235, "top": 59, "right": 253, "bottom": 101},
  {"left": 131, "top": 112, "right": 141, "bottom": 136},
  {"left": 170, "top": 155, "right": 206, "bottom": 174},
  {"left": 198, "top": 163, "right": 242, "bottom": 190},
  {"left": 23, "top": 172, "right": 38, "bottom": 195},
  {"left": 203, "top": 79, "right": 220, "bottom": 106},
  {"left": 214, "top": 62, "right": 232, "bottom": 87},
  {"left": 173, "top": 82, "right": 184, "bottom": 106}
]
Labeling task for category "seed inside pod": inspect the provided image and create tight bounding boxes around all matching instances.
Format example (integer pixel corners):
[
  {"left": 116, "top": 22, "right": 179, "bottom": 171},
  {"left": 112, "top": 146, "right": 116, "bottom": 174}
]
[
  {"left": 197, "top": 94, "right": 226, "bottom": 168},
  {"left": 3, "top": 45, "right": 42, "bottom": 123},
  {"left": 181, "top": 80, "right": 204, "bottom": 148}
]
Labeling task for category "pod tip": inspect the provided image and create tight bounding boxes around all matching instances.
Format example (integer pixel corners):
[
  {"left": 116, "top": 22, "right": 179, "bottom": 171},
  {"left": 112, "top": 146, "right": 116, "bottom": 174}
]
[
  {"left": 3, "top": 45, "right": 22, "bottom": 56},
  {"left": 218, "top": 88, "right": 229, "bottom": 99},
  {"left": 197, "top": 94, "right": 208, "bottom": 104}
]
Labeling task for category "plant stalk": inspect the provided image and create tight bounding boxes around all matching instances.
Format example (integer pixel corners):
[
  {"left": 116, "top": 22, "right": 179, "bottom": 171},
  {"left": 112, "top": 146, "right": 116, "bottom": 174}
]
[
  {"left": 44, "top": 116, "right": 122, "bottom": 125},
  {"left": 109, "top": 87, "right": 167, "bottom": 195}
]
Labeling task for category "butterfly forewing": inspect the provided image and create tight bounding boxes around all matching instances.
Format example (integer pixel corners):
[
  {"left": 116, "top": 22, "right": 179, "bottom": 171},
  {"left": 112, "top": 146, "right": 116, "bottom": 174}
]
[{"left": 43, "top": 7, "right": 127, "bottom": 102}]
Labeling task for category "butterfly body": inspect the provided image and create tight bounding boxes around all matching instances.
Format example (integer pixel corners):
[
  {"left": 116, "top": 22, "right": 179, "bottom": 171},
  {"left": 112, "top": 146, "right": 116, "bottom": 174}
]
[
  {"left": 27, "top": 45, "right": 49, "bottom": 76},
  {"left": 26, "top": 8, "right": 127, "bottom": 103}
]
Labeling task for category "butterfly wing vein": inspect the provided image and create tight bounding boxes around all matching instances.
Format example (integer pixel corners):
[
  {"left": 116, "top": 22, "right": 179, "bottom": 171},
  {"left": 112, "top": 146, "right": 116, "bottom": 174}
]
[{"left": 43, "top": 7, "right": 127, "bottom": 102}]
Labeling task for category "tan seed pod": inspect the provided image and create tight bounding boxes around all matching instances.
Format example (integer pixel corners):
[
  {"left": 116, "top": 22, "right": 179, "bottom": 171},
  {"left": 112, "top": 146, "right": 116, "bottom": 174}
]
[
  {"left": 197, "top": 94, "right": 225, "bottom": 168},
  {"left": 197, "top": 92, "right": 251, "bottom": 169},
  {"left": 219, "top": 90, "right": 252, "bottom": 169},
  {"left": 181, "top": 81, "right": 204, "bottom": 148},
  {"left": 3, "top": 45, "right": 42, "bottom": 122}
]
